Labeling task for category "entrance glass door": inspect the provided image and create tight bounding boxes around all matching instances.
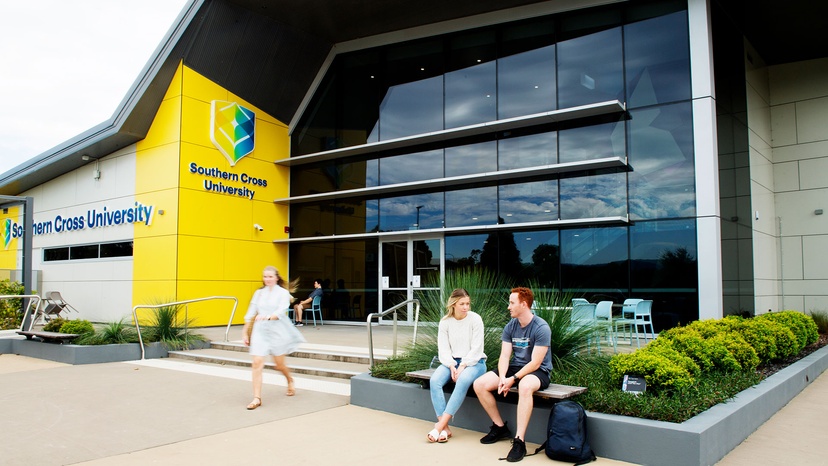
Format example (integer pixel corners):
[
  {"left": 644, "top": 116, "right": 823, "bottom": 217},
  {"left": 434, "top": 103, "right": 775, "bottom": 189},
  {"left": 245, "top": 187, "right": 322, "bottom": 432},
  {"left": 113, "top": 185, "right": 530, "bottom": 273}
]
[{"left": 380, "top": 237, "right": 443, "bottom": 322}]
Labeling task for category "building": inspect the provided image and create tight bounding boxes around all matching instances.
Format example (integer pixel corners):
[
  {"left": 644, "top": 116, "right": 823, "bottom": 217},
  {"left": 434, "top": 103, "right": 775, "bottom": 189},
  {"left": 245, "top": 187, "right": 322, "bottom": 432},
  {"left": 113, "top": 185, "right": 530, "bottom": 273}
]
[{"left": 1, "top": 0, "right": 826, "bottom": 328}]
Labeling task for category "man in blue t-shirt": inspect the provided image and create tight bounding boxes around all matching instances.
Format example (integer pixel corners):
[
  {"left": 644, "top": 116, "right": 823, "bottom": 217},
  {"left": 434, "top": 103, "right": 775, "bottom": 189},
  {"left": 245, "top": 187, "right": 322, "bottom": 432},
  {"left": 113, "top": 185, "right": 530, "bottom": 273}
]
[
  {"left": 292, "top": 278, "right": 322, "bottom": 327},
  {"left": 473, "top": 287, "right": 552, "bottom": 462}
]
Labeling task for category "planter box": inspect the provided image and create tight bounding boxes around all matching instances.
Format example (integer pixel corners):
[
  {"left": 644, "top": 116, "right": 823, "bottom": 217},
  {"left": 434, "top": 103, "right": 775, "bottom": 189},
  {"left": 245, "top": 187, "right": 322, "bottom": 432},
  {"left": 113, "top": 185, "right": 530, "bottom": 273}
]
[
  {"left": 4, "top": 338, "right": 210, "bottom": 365},
  {"left": 351, "top": 345, "right": 828, "bottom": 466}
]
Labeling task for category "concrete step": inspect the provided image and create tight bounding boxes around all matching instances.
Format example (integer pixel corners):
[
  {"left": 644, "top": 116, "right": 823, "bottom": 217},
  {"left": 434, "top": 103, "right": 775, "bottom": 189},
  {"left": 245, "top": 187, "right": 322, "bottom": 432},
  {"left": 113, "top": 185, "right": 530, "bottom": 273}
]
[
  {"left": 168, "top": 346, "right": 371, "bottom": 380},
  {"left": 209, "top": 341, "right": 378, "bottom": 365}
]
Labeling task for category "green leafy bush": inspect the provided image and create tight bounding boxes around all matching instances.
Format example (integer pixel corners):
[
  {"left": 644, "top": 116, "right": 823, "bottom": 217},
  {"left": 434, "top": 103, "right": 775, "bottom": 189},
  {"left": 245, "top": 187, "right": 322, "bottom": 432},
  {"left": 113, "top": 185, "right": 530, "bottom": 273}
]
[
  {"left": 59, "top": 319, "right": 94, "bottom": 335},
  {"left": 608, "top": 340, "right": 699, "bottom": 392},
  {"left": 42, "top": 317, "right": 66, "bottom": 332},
  {"left": 73, "top": 319, "right": 141, "bottom": 345},
  {"left": 140, "top": 301, "right": 206, "bottom": 350},
  {"left": 758, "top": 310, "right": 819, "bottom": 350},
  {"left": 809, "top": 310, "right": 828, "bottom": 334},
  {"left": 732, "top": 318, "right": 798, "bottom": 362},
  {"left": 657, "top": 327, "right": 742, "bottom": 372},
  {"left": 0, "top": 279, "right": 25, "bottom": 329}
]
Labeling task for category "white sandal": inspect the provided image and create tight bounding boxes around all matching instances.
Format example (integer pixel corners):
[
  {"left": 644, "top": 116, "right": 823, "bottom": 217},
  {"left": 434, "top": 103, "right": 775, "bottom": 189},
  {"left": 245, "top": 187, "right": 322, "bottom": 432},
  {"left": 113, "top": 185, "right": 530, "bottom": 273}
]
[{"left": 427, "top": 428, "right": 440, "bottom": 443}]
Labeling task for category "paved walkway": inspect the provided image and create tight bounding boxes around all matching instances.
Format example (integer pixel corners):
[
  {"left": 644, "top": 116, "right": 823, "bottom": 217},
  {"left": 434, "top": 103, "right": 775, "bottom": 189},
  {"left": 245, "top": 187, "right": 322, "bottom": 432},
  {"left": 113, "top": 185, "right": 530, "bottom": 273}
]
[{"left": 1, "top": 324, "right": 826, "bottom": 465}]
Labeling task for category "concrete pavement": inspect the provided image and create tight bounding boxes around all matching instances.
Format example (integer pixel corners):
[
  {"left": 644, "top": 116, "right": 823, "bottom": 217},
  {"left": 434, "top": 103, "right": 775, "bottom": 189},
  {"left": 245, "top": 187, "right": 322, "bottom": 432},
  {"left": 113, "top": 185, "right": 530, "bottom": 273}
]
[{"left": 1, "top": 324, "right": 826, "bottom": 465}]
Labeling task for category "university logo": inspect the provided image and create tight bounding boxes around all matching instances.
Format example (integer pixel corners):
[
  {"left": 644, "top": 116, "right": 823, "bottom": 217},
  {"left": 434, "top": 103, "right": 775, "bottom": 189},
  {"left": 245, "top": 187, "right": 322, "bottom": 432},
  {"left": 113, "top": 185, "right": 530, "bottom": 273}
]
[
  {"left": 210, "top": 100, "right": 255, "bottom": 166},
  {"left": 2, "top": 218, "right": 11, "bottom": 249}
]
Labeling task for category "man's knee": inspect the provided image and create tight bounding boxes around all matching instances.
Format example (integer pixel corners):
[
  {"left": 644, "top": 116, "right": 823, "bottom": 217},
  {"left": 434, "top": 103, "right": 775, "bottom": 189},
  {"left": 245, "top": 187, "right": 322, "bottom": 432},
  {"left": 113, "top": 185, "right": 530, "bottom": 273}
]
[
  {"left": 474, "top": 372, "right": 496, "bottom": 393},
  {"left": 517, "top": 374, "right": 541, "bottom": 396}
]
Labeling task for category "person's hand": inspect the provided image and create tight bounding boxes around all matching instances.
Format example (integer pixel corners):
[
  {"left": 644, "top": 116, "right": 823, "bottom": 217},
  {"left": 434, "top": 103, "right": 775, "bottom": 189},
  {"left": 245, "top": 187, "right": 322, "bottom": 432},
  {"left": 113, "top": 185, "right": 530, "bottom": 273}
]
[{"left": 497, "top": 376, "right": 514, "bottom": 396}]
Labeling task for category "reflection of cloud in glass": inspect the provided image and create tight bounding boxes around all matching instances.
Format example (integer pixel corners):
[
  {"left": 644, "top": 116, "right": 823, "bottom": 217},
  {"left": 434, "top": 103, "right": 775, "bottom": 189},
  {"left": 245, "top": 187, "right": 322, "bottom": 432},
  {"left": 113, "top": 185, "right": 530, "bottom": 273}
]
[
  {"left": 379, "top": 76, "right": 443, "bottom": 140},
  {"left": 629, "top": 106, "right": 691, "bottom": 174},
  {"left": 499, "top": 181, "right": 557, "bottom": 222},
  {"left": 445, "top": 61, "right": 496, "bottom": 128},
  {"left": 498, "top": 45, "right": 556, "bottom": 119},
  {"left": 445, "top": 142, "right": 496, "bottom": 177},
  {"left": 380, "top": 149, "right": 443, "bottom": 185},
  {"left": 559, "top": 121, "right": 625, "bottom": 163},
  {"left": 560, "top": 173, "right": 626, "bottom": 219},
  {"left": 445, "top": 188, "right": 496, "bottom": 227},
  {"left": 498, "top": 132, "right": 557, "bottom": 170},
  {"left": 558, "top": 28, "right": 623, "bottom": 108},
  {"left": 379, "top": 193, "right": 443, "bottom": 231}
]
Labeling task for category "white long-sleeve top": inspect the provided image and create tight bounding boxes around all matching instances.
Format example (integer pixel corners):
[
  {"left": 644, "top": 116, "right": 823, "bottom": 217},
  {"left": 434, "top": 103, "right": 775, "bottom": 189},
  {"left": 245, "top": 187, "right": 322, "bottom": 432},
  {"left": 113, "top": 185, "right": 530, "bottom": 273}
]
[{"left": 437, "top": 310, "right": 487, "bottom": 368}]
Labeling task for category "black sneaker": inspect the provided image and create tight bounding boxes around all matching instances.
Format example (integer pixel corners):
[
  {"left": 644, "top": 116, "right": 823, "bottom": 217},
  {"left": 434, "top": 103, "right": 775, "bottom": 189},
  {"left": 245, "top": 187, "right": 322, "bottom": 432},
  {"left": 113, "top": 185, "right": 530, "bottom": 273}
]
[
  {"left": 506, "top": 437, "right": 526, "bottom": 462},
  {"left": 480, "top": 422, "right": 512, "bottom": 444},
  {"left": 295, "top": 322, "right": 304, "bottom": 327}
]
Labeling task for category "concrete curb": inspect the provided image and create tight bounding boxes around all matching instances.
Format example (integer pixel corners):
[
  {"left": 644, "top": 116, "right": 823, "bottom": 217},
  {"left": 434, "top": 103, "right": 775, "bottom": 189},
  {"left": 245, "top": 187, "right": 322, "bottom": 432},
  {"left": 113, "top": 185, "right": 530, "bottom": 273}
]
[{"left": 351, "top": 344, "right": 828, "bottom": 466}]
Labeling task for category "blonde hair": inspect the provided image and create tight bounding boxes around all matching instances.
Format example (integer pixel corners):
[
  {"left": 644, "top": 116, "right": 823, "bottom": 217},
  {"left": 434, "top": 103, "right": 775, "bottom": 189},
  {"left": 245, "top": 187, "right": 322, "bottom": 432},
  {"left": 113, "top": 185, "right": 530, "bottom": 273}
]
[
  {"left": 263, "top": 266, "right": 299, "bottom": 293},
  {"left": 443, "top": 288, "right": 470, "bottom": 320}
]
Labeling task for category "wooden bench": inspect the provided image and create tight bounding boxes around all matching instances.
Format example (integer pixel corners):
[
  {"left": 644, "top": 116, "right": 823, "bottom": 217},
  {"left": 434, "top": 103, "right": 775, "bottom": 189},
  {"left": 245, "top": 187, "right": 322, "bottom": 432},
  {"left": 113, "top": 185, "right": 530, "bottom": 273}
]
[
  {"left": 16, "top": 330, "right": 79, "bottom": 344},
  {"left": 405, "top": 368, "right": 586, "bottom": 400}
]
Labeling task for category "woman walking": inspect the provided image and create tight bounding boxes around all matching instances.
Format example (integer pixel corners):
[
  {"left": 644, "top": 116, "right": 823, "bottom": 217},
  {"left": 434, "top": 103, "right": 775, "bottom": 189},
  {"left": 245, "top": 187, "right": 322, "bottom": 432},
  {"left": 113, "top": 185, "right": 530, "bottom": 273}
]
[{"left": 242, "top": 266, "right": 305, "bottom": 409}]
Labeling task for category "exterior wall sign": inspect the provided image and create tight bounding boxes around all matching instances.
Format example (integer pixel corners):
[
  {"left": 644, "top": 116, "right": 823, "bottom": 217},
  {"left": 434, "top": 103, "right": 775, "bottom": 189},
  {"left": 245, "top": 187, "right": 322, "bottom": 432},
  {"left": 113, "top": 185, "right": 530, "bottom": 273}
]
[
  {"left": 188, "top": 162, "right": 267, "bottom": 200},
  {"left": 210, "top": 100, "right": 255, "bottom": 166},
  {"left": 3, "top": 203, "right": 156, "bottom": 242}
]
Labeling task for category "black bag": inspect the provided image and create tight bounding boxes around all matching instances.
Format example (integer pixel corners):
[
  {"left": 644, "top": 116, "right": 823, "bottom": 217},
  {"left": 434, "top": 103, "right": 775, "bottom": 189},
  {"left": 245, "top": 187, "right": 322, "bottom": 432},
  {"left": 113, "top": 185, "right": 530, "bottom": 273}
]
[{"left": 531, "top": 400, "right": 596, "bottom": 465}]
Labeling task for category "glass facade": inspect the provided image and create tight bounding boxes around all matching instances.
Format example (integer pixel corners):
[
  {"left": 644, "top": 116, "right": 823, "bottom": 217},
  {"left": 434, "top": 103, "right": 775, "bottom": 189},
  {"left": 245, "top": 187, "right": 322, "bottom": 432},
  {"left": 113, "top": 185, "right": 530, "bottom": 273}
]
[{"left": 288, "top": 0, "right": 697, "bottom": 329}]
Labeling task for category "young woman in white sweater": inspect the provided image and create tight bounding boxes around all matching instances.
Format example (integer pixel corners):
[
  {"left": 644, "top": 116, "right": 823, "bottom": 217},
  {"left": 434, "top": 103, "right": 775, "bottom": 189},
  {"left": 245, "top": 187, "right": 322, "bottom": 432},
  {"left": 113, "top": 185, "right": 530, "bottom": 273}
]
[{"left": 427, "top": 288, "right": 487, "bottom": 443}]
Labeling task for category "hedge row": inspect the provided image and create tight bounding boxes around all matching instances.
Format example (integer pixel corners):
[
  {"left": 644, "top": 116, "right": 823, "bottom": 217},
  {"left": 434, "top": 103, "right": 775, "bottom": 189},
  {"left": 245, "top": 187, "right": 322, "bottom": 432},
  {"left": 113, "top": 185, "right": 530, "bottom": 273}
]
[{"left": 608, "top": 311, "right": 819, "bottom": 392}]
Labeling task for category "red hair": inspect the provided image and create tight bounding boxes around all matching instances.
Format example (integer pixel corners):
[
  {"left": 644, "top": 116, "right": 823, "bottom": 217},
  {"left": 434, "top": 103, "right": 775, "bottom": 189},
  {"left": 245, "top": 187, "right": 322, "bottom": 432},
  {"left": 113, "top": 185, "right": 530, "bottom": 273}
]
[{"left": 510, "top": 287, "right": 534, "bottom": 309}]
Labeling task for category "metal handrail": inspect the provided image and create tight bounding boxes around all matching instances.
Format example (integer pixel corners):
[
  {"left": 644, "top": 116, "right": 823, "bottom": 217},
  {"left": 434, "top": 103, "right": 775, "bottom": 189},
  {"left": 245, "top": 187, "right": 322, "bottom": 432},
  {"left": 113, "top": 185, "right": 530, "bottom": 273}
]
[
  {"left": 132, "top": 296, "right": 238, "bottom": 360},
  {"left": 6, "top": 294, "right": 43, "bottom": 331},
  {"left": 366, "top": 298, "right": 420, "bottom": 367}
]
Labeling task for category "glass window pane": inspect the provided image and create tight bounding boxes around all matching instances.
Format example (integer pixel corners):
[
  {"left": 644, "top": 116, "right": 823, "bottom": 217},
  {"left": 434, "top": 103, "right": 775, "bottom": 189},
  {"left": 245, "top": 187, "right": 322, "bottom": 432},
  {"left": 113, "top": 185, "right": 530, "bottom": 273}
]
[
  {"left": 100, "top": 242, "right": 133, "bottom": 258},
  {"left": 335, "top": 198, "right": 370, "bottom": 235},
  {"left": 339, "top": 50, "right": 381, "bottom": 146},
  {"left": 499, "top": 19, "right": 556, "bottom": 119},
  {"left": 511, "top": 229, "right": 560, "bottom": 288},
  {"left": 291, "top": 72, "right": 337, "bottom": 156},
  {"left": 445, "top": 31, "right": 497, "bottom": 128},
  {"left": 380, "top": 149, "right": 443, "bottom": 185},
  {"left": 628, "top": 103, "right": 695, "bottom": 220},
  {"left": 380, "top": 40, "right": 444, "bottom": 139},
  {"left": 44, "top": 247, "right": 69, "bottom": 262},
  {"left": 70, "top": 244, "right": 99, "bottom": 260},
  {"left": 291, "top": 204, "right": 334, "bottom": 237},
  {"left": 558, "top": 27, "right": 623, "bottom": 108},
  {"left": 499, "top": 181, "right": 558, "bottom": 223},
  {"left": 379, "top": 193, "right": 443, "bottom": 232},
  {"left": 561, "top": 226, "right": 628, "bottom": 292},
  {"left": 560, "top": 171, "right": 626, "bottom": 219},
  {"left": 365, "top": 199, "right": 378, "bottom": 233},
  {"left": 445, "top": 187, "right": 497, "bottom": 227},
  {"left": 445, "top": 141, "right": 496, "bottom": 177},
  {"left": 498, "top": 131, "right": 557, "bottom": 170},
  {"left": 559, "top": 120, "right": 625, "bottom": 164},
  {"left": 625, "top": 11, "right": 690, "bottom": 108},
  {"left": 445, "top": 234, "right": 489, "bottom": 271}
]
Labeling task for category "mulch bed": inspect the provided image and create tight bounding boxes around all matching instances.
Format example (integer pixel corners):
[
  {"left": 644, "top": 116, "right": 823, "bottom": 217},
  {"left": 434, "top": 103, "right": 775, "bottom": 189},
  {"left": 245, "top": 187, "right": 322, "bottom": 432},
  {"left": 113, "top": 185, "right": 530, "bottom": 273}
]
[{"left": 756, "top": 333, "right": 828, "bottom": 378}]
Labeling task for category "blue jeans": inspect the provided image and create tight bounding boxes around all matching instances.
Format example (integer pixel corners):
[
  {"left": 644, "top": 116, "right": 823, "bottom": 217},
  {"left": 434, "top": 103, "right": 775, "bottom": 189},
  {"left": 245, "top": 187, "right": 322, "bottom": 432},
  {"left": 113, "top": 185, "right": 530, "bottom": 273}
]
[{"left": 430, "top": 358, "right": 487, "bottom": 418}]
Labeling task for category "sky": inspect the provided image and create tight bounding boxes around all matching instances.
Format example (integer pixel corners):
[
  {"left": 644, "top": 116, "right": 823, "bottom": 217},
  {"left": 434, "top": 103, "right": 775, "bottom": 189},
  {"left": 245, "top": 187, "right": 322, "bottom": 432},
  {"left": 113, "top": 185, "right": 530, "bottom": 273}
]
[{"left": 0, "top": 0, "right": 191, "bottom": 176}]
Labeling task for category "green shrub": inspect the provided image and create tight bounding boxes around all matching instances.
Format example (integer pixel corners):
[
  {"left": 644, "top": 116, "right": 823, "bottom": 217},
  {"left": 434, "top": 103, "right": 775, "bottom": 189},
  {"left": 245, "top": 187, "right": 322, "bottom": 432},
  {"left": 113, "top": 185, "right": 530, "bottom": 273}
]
[
  {"left": 732, "top": 318, "right": 798, "bottom": 362},
  {"left": 758, "top": 310, "right": 819, "bottom": 349},
  {"left": 809, "top": 310, "right": 828, "bottom": 334},
  {"left": 59, "top": 319, "right": 94, "bottom": 335},
  {"left": 608, "top": 340, "right": 699, "bottom": 392},
  {"left": 42, "top": 317, "right": 66, "bottom": 332},
  {"left": 711, "top": 333, "right": 759, "bottom": 371},
  {"left": 657, "top": 327, "right": 742, "bottom": 372},
  {"left": 73, "top": 318, "right": 141, "bottom": 345},
  {"left": 0, "top": 279, "right": 25, "bottom": 330},
  {"left": 140, "top": 301, "right": 206, "bottom": 350}
]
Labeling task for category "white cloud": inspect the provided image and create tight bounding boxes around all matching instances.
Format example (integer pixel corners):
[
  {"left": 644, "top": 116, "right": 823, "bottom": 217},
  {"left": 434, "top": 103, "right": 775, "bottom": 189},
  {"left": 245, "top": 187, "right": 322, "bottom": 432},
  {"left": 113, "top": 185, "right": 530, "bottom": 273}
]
[{"left": 0, "top": 0, "right": 190, "bottom": 177}]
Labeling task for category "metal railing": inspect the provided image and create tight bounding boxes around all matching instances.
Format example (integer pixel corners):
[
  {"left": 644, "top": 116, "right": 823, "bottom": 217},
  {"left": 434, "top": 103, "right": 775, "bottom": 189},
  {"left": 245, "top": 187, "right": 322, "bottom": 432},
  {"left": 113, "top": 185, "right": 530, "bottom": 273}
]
[
  {"left": 132, "top": 296, "right": 238, "bottom": 360},
  {"left": 6, "top": 294, "right": 43, "bottom": 332},
  {"left": 366, "top": 298, "right": 420, "bottom": 367}
]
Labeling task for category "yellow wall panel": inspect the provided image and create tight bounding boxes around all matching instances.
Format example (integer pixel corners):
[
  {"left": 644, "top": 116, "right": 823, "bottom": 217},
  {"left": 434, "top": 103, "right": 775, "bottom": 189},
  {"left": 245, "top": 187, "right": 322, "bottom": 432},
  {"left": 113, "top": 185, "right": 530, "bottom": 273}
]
[
  {"left": 132, "top": 281, "right": 178, "bottom": 309},
  {"left": 162, "top": 62, "right": 184, "bottom": 101},
  {"left": 181, "top": 96, "right": 213, "bottom": 149},
  {"left": 177, "top": 188, "right": 256, "bottom": 240},
  {"left": 135, "top": 143, "right": 181, "bottom": 194},
  {"left": 176, "top": 280, "right": 253, "bottom": 326},
  {"left": 133, "top": 236, "right": 178, "bottom": 281},
  {"left": 138, "top": 97, "right": 182, "bottom": 150},
  {"left": 251, "top": 201, "right": 289, "bottom": 241},
  {"left": 177, "top": 235, "right": 226, "bottom": 280},
  {"left": 253, "top": 118, "right": 290, "bottom": 162},
  {"left": 0, "top": 207, "right": 21, "bottom": 269},
  {"left": 182, "top": 66, "right": 228, "bottom": 105}
]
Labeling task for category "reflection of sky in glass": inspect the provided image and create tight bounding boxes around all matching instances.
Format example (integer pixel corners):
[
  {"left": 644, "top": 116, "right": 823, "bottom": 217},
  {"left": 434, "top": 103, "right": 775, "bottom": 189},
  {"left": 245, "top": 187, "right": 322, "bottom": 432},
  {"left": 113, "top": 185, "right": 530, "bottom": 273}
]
[
  {"left": 379, "top": 76, "right": 443, "bottom": 140},
  {"left": 558, "top": 28, "right": 623, "bottom": 108},
  {"left": 380, "top": 149, "right": 443, "bottom": 185},
  {"left": 560, "top": 172, "right": 626, "bottom": 219},
  {"left": 445, "top": 61, "right": 496, "bottom": 128},
  {"left": 630, "top": 219, "right": 696, "bottom": 260},
  {"left": 498, "top": 45, "right": 556, "bottom": 119},
  {"left": 628, "top": 103, "right": 695, "bottom": 220},
  {"left": 379, "top": 193, "right": 443, "bottom": 232},
  {"left": 511, "top": 229, "right": 558, "bottom": 263},
  {"left": 445, "top": 187, "right": 497, "bottom": 227},
  {"left": 499, "top": 181, "right": 558, "bottom": 223},
  {"left": 559, "top": 122, "right": 625, "bottom": 163},
  {"left": 445, "top": 234, "right": 488, "bottom": 265},
  {"left": 561, "top": 226, "right": 628, "bottom": 266},
  {"left": 625, "top": 11, "right": 690, "bottom": 108},
  {"left": 498, "top": 132, "right": 557, "bottom": 170},
  {"left": 445, "top": 142, "right": 496, "bottom": 177}
]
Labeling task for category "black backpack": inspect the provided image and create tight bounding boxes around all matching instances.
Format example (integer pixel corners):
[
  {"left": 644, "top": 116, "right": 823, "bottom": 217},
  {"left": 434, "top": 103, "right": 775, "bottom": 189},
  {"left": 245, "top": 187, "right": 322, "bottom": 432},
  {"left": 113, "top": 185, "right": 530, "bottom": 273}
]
[{"left": 530, "top": 400, "right": 596, "bottom": 464}]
